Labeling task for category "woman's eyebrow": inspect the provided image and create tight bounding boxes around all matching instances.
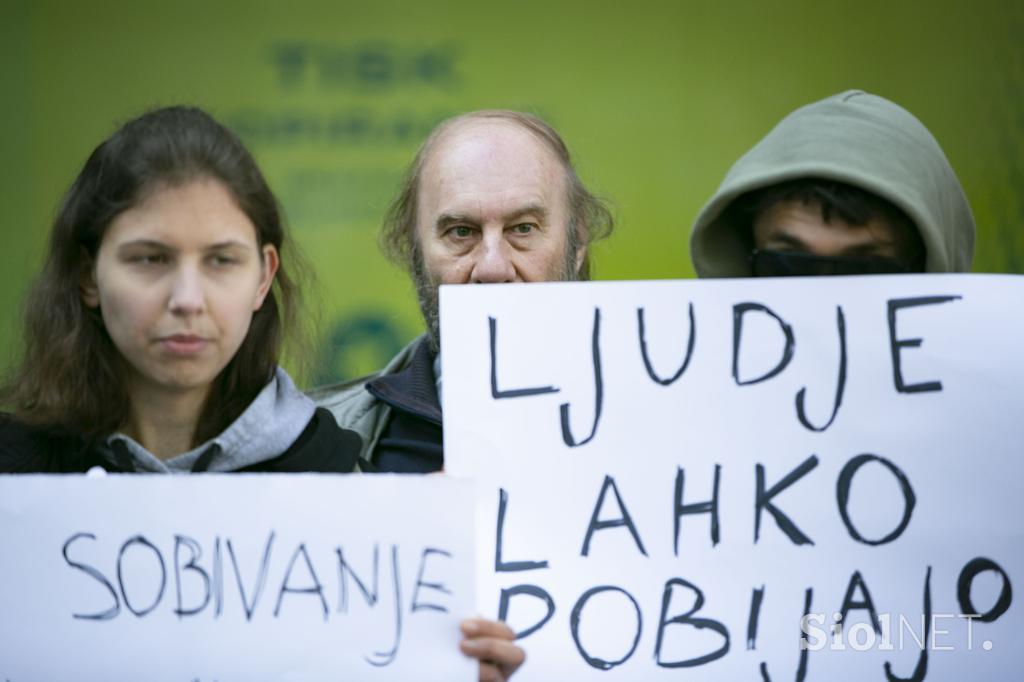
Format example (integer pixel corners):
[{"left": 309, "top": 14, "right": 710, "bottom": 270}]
[
  {"left": 205, "top": 240, "right": 253, "bottom": 251},
  {"left": 115, "top": 239, "right": 254, "bottom": 251},
  {"left": 116, "top": 239, "right": 170, "bottom": 251}
]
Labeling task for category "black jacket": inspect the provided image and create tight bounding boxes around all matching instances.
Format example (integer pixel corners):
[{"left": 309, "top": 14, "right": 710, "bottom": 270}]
[
  {"left": 366, "top": 339, "right": 444, "bottom": 473},
  {"left": 0, "top": 408, "right": 361, "bottom": 474}
]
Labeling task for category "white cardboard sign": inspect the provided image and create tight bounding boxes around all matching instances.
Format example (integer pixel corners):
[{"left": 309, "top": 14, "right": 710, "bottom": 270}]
[
  {"left": 441, "top": 275, "right": 1024, "bottom": 680},
  {"left": 0, "top": 474, "right": 476, "bottom": 681}
]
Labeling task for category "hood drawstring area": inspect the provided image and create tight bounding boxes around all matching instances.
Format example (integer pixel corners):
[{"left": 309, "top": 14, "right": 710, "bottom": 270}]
[
  {"left": 110, "top": 440, "right": 137, "bottom": 472},
  {"left": 108, "top": 439, "right": 222, "bottom": 472},
  {"left": 98, "top": 369, "right": 313, "bottom": 472},
  {"left": 190, "top": 443, "right": 222, "bottom": 473}
]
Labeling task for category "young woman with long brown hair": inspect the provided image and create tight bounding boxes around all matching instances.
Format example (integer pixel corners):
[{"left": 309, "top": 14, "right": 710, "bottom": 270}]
[{"left": 0, "top": 105, "right": 523, "bottom": 680}]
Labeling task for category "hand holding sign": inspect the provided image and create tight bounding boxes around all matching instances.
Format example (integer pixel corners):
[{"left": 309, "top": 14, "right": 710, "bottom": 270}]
[{"left": 461, "top": 617, "right": 526, "bottom": 681}]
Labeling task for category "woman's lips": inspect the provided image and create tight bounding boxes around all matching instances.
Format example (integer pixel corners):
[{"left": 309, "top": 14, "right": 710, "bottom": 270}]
[{"left": 159, "top": 334, "right": 209, "bottom": 355}]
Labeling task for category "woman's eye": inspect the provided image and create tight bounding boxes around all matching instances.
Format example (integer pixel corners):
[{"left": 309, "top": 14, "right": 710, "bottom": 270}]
[
  {"left": 130, "top": 253, "right": 167, "bottom": 265},
  {"left": 209, "top": 255, "right": 238, "bottom": 266}
]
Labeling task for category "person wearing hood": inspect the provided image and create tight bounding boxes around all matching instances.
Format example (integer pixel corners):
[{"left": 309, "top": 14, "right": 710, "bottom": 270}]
[
  {"left": 690, "top": 90, "right": 975, "bottom": 277},
  {"left": 0, "top": 105, "right": 523, "bottom": 682}
]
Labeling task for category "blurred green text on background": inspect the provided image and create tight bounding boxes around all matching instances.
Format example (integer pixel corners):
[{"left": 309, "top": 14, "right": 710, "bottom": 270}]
[{"left": 3, "top": 0, "right": 1021, "bottom": 383}]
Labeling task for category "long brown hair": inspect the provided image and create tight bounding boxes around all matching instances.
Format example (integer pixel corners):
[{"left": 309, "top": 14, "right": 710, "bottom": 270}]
[{"left": 2, "top": 106, "right": 303, "bottom": 444}]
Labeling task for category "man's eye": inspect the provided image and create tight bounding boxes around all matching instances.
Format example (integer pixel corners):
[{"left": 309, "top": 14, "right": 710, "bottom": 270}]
[
  {"left": 208, "top": 254, "right": 239, "bottom": 267},
  {"left": 511, "top": 223, "right": 535, "bottom": 235},
  {"left": 450, "top": 226, "right": 474, "bottom": 238}
]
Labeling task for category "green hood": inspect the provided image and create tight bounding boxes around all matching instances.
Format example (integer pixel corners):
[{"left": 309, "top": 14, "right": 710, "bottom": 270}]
[{"left": 690, "top": 90, "right": 975, "bottom": 276}]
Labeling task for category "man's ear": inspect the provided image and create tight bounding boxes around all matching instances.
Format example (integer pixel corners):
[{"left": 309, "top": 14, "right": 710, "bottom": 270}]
[
  {"left": 573, "top": 221, "right": 589, "bottom": 278},
  {"left": 80, "top": 253, "right": 100, "bottom": 308},
  {"left": 254, "top": 244, "right": 280, "bottom": 310}
]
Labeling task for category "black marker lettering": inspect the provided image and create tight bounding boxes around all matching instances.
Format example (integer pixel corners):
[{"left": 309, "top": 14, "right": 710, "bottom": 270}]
[
  {"left": 637, "top": 303, "right": 696, "bottom": 386},
  {"left": 761, "top": 587, "right": 813, "bottom": 682},
  {"left": 674, "top": 465, "right": 721, "bottom": 554},
  {"left": 337, "top": 543, "right": 379, "bottom": 612},
  {"left": 733, "top": 303, "right": 795, "bottom": 385},
  {"left": 116, "top": 535, "right": 166, "bottom": 617},
  {"left": 495, "top": 488, "right": 548, "bottom": 572},
  {"left": 837, "top": 454, "right": 916, "bottom": 545},
  {"left": 654, "top": 577, "right": 730, "bottom": 668},
  {"left": 213, "top": 536, "right": 223, "bottom": 617},
  {"left": 581, "top": 475, "right": 647, "bottom": 557},
  {"left": 887, "top": 296, "right": 961, "bottom": 393},
  {"left": 226, "top": 531, "right": 275, "bottom": 622},
  {"left": 365, "top": 545, "right": 402, "bottom": 667},
  {"left": 838, "top": 571, "right": 882, "bottom": 634},
  {"left": 747, "top": 585, "right": 766, "bottom": 650},
  {"left": 957, "top": 557, "right": 1012, "bottom": 623},
  {"left": 796, "top": 306, "right": 846, "bottom": 432},
  {"left": 560, "top": 307, "right": 603, "bottom": 447},
  {"left": 411, "top": 548, "right": 452, "bottom": 613},
  {"left": 755, "top": 456, "right": 818, "bottom": 545},
  {"left": 884, "top": 566, "right": 931, "bottom": 682},
  {"left": 62, "top": 532, "right": 119, "bottom": 621},
  {"left": 173, "top": 535, "right": 211, "bottom": 618},
  {"left": 274, "top": 543, "right": 328, "bottom": 621},
  {"left": 489, "top": 316, "right": 559, "bottom": 399},
  {"left": 570, "top": 586, "right": 642, "bottom": 670},
  {"left": 497, "top": 584, "right": 556, "bottom": 640}
]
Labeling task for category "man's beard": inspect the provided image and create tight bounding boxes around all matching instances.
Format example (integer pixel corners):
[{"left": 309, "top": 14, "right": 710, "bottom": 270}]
[{"left": 412, "top": 230, "right": 580, "bottom": 355}]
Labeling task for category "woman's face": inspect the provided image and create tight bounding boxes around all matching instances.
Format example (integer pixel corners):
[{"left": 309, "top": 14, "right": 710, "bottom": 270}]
[{"left": 82, "top": 178, "right": 278, "bottom": 401}]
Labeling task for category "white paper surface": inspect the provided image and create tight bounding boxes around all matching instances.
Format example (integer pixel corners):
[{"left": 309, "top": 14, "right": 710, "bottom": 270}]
[
  {"left": 441, "top": 275, "right": 1024, "bottom": 680},
  {"left": 0, "top": 474, "right": 476, "bottom": 682}
]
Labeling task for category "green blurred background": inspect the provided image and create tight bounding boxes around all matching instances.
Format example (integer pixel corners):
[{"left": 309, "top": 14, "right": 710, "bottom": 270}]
[{"left": 3, "top": 0, "right": 1022, "bottom": 385}]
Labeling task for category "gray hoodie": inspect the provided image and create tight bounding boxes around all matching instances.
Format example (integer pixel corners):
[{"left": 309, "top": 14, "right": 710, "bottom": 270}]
[
  {"left": 100, "top": 367, "right": 315, "bottom": 473},
  {"left": 690, "top": 90, "right": 975, "bottom": 276}
]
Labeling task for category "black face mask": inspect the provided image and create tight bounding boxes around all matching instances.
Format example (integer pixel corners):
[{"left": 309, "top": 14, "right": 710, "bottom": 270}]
[{"left": 750, "top": 249, "right": 913, "bottom": 277}]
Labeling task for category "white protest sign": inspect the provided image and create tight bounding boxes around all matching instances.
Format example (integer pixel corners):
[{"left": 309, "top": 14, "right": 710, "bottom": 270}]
[
  {"left": 441, "top": 275, "right": 1024, "bottom": 680},
  {"left": 0, "top": 474, "right": 475, "bottom": 682}
]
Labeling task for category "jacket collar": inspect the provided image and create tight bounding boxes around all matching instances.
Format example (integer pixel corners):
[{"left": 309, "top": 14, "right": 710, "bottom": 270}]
[{"left": 365, "top": 337, "right": 442, "bottom": 425}]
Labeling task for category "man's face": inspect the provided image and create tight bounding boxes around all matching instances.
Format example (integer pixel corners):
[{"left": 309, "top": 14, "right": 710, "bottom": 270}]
[
  {"left": 752, "top": 198, "right": 920, "bottom": 275},
  {"left": 412, "top": 120, "right": 583, "bottom": 350}
]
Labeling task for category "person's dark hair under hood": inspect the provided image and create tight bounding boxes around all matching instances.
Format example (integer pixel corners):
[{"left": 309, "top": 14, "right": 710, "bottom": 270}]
[{"left": 731, "top": 178, "right": 927, "bottom": 272}]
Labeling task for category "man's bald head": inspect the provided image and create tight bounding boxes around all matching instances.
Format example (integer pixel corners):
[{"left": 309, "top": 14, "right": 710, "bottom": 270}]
[
  {"left": 381, "top": 110, "right": 613, "bottom": 351},
  {"left": 381, "top": 110, "right": 613, "bottom": 282}
]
